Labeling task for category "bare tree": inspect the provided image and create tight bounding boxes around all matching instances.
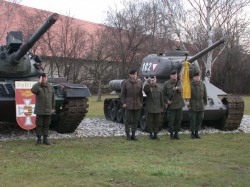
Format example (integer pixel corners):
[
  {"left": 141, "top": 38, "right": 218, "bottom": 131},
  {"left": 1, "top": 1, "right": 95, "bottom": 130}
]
[
  {"left": 104, "top": 0, "right": 163, "bottom": 78},
  {"left": 17, "top": 9, "right": 90, "bottom": 84},
  {"left": 159, "top": 0, "right": 187, "bottom": 50},
  {"left": 211, "top": 15, "right": 250, "bottom": 94},
  {"left": 183, "top": 0, "right": 250, "bottom": 82},
  {"left": 85, "top": 28, "right": 117, "bottom": 101},
  {"left": 0, "top": 0, "right": 22, "bottom": 43},
  {"left": 56, "top": 16, "right": 88, "bottom": 82}
]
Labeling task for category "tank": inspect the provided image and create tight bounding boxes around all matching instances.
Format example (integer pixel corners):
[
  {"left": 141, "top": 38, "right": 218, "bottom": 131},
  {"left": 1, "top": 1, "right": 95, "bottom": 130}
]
[
  {"left": 0, "top": 13, "right": 91, "bottom": 133},
  {"left": 104, "top": 38, "right": 244, "bottom": 131}
]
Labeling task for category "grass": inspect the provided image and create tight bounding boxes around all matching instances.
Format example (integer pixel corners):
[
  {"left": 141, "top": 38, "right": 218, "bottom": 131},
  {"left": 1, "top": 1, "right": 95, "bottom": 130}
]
[
  {"left": 241, "top": 96, "right": 250, "bottom": 115},
  {"left": 88, "top": 95, "right": 250, "bottom": 118},
  {"left": 87, "top": 95, "right": 118, "bottom": 118},
  {"left": 1, "top": 95, "right": 249, "bottom": 186},
  {"left": 0, "top": 134, "right": 250, "bottom": 186}
]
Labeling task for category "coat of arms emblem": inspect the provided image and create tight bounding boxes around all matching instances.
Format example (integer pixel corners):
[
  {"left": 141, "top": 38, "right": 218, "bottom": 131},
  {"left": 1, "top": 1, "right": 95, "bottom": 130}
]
[{"left": 15, "top": 81, "right": 37, "bottom": 130}]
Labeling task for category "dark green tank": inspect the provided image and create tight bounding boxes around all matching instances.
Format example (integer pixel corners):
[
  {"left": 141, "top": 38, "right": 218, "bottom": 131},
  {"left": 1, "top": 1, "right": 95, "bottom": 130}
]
[
  {"left": 104, "top": 38, "right": 244, "bottom": 131},
  {"left": 0, "top": 13, "right": 91, "bottom": 133}
]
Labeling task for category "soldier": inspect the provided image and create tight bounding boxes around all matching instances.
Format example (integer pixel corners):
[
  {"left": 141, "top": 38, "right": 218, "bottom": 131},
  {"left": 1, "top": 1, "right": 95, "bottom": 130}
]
[
  {"left": 163, "top": 70, "right": 185, "bottom": 140},
  {"left": 144, "top": 75, "right": 164, "bottom": 140},
  {"left": 121, "top": 69, "right": 143, "bottom": 140},
  {"left": 188, "top": 72, "right": 207, "bottom": 139},
  {"left": 31, "top": 73, "right": 55, "bottom": 145}
]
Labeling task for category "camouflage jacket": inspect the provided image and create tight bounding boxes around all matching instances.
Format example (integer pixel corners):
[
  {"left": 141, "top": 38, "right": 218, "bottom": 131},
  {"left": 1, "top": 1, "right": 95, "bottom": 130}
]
[
  {"left": 31, "top": 82, "right": 55, "bottom": 115},
  {"left": 121, "top": 78, "right": 143, "bottom": 110},
  {"left": 162, "top": 79, "right": 185, "bottom": 110},
  {"left": 190, "top": 80, "right": 207, "bottom": 112},
  {"left": 144, "top": 82, "right": 164, "bottom": 113}
]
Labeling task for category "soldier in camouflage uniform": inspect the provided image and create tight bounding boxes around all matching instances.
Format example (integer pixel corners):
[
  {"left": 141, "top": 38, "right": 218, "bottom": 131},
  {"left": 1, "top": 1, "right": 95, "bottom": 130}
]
[
  {"left": 121, "top": 70, "right": 143, "bottom": 140},
  {"left": 31, "top": 73, "right": 55, "bottom": 145},
  {"left": 188, "top": 72, "right": 207, "bottom": 139},
  {"left": 144, "top": 75, "right": 164, "bottom": 140},
  {"left": 163, "top": 70, "right": 185, "bottom": 140}
]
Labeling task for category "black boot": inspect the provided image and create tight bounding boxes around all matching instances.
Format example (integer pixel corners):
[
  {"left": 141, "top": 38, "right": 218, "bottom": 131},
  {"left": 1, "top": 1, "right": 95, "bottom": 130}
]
[
  {"left": 131, "top": 131, "right": 138, "bottom": 140},
  {"left": 149, "top": 132, "right": 153, "bottom": 140},
  {"left": 174, "top": 132, "right": 180, "bottom": 140},
  {"left": 126, "top": 133, "right": 131, "bottom": 140},
  {"left": 191, "top": 131, "right": 196, "bottom": 139},
  {"left": 43, "top": 135, "right": 51, "bottom": 145},
  {"left": 170, "top": 132, "right": 174, "bottom": 140},
  {"left": 195, "top": 131, "right": 201, "bottom": 139},
  {"left": 35, "top": 136, "right": 41, "bottom": 146},
  {"left": 153, "top": 133, "right": 160, "bottom": 140}
]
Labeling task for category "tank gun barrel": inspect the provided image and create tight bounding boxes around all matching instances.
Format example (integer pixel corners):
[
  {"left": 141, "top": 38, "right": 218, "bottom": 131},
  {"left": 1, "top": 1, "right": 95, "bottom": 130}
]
[
  {"left": 11, "top": 13, "right": 59, "bottom": 64},
  {"left": 188, "top": 38, "right": 227, "bottom": 63}
]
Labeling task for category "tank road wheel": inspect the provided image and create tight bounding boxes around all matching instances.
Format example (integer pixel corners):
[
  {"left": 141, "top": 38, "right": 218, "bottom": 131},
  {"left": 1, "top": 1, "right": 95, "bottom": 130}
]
[
  {"left": 110, "top": 101, "right": 117, "bottom": 121},
  {"left": 116, "top": 102, "right": 124, "bottom": 123},
  {"left": 55, "top": 98, "right": 89, "bottom": 133},
  {"left": 219, "top": 96, "right": 244, "bottom": 130},
  {"left": 139, "top": 107, "right": 147, "bottom": 132}
]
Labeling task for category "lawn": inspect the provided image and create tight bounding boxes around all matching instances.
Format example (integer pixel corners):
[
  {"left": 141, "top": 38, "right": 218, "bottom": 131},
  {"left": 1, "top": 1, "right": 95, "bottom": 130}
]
[
  {"left": 0, "top": 134, "right": 250, "bottom": 187},
  {"left": 87, "top": 95, "right": 118, "bottom": 118},
  {"left": 0, "top": 95, "right": 249, "bottom": 187},
  {"left": 241, "top": 96, "right": 250, "bottom": 115}
]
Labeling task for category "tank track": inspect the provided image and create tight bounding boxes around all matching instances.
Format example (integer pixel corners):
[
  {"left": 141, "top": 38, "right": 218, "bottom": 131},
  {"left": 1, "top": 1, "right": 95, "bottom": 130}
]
[
  {"left": 55, "top": 97, "right": 89, "bottom": 133},
  {"left": 221, "top": 96, "right": 244, "bottom": 130}
]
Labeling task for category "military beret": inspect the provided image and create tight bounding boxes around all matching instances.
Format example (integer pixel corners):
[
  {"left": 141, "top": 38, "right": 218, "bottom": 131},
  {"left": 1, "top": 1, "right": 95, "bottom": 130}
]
[
  {"left": 39, "top": 73, "right": 47, "bottom": 78},
  {"left": 170, "top": 70, "right": 177, "bottom": 75},
  {"left": 193, "top": 72, "right": 200, "bottom": 77},
  {"left": 150, "top": 75, "right": 156, "bottom": 79},
  {"left": 129, "top": 69, "right": 137, "bottom": 74}
]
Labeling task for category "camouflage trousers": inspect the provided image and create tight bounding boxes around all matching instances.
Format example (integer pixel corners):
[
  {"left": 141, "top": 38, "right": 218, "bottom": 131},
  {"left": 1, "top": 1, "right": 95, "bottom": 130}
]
[
  {"left": 147, "top": 113, "right": 161, "bottom": 133},
  {"left": 189, "top": 111, "right": 204, "bottom": 131},
  {"left": 35, "top": 115, "right": 51, "bottom": 136},
  {"left": 124, "top": 109, "right": 140, "bottom": 133}
]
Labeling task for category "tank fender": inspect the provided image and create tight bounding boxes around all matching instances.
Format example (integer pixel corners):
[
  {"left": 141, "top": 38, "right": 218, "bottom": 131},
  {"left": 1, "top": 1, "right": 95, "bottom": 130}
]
[{"left": 57, "top": 83, "right": 91, "bottom": 98}]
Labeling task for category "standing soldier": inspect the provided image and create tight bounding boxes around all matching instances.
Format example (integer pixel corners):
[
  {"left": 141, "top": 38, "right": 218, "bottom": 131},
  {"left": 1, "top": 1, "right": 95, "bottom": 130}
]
[
  {"left": 121, "top": 70, "right": 143, "bottom": 140},
  {"left": 144, "top": 75, "right": 164, "bottom": 140},
  {"left": 163, "top": 70, "right": 185, "bottom": 140},
  {"left": 188, "top": 72, "right": 207, "bottom": 139},
  {"left": 31, "top": 73, "right": 55, "bottom": 145}
]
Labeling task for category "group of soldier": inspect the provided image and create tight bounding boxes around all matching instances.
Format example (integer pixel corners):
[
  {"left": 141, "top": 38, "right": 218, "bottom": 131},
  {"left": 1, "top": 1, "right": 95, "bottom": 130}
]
[
  {"left": 121, "top": 69, "right": 207, "bottom": 141},
  {"left": 31, "top": 69, "right": 207, "bottom": 145}
]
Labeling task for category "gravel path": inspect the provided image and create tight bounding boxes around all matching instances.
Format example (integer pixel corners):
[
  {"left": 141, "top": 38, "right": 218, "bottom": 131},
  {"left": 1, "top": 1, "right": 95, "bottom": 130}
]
[{"left": 0, "top": 115, "right": 249, "bottom": 141}]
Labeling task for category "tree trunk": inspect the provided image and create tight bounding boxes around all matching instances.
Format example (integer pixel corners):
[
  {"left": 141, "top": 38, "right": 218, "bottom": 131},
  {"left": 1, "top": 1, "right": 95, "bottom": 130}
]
[
  {"left": 205, "top": 0, "right": 212, "bottom": 82},
  {"left": 97, "top": 78, "right": 102, "bottom": 101}
]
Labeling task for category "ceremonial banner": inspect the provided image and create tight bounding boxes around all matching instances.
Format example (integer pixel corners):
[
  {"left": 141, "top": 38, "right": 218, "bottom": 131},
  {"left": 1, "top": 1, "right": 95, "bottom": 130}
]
[
  {"left": 182, "top": 61, "right": 191, "bottom": 99},
  {"left": 15, "top": 81, "right": 37, "bottom": 130}
]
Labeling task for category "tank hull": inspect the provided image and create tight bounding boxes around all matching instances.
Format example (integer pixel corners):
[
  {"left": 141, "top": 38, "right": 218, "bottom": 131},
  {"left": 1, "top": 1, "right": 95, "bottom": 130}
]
[
  {"left": 0, "top": 98, "right": 16, "bottom": 122},
  {"left": 0, "top": 77, "right": 91, "bottom": 133}
]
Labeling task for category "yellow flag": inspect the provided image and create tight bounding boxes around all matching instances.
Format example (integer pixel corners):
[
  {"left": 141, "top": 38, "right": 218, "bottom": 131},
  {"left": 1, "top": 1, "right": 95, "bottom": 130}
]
[{"left": 182, "top": 61, "right": 191, "bottom": 99}]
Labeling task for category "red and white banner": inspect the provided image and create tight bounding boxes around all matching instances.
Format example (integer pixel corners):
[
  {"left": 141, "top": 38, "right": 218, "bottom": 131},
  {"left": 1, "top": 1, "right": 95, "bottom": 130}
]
[{"left": 15, "top": 81, "right": 37, "bottom": 130}]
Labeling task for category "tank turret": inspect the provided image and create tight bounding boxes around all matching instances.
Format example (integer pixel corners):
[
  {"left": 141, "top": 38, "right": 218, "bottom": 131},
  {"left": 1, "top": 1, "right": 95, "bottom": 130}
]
[
  {"left": 0, "top": 13, "right": 92, "bottom": 134},
  {"left": 0, "top": 13, "right": 59, "bottom": 77},
  {"left": 139, "top": 38, "right": 227, "bottom": 82},
  {"left": 10, "top": 13, "right": 58, "bottom": 64}
]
